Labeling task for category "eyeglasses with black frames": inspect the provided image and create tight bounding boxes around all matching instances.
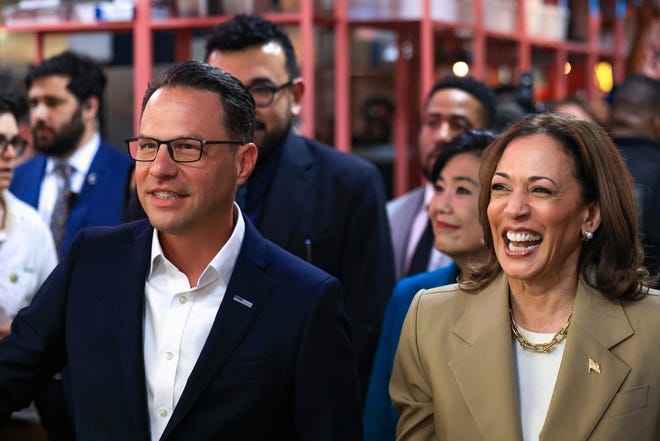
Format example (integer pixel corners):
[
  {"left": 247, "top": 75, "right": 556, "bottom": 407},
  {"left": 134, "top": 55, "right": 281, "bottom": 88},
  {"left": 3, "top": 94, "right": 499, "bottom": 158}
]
[
  {"left": 125, "top": 137, "right": 243, "bottom": 163},
  {"left": 0, "top": 136, "right": 28, "bottom": 157},
  {"left": 246, "top": 80, "right": 294, "bottom": 108}
]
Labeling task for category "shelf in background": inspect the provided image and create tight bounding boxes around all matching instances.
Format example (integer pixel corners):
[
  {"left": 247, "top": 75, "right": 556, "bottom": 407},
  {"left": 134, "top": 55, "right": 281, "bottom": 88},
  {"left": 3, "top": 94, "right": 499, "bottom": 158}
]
[{"left": 0, "top": 20, "right": 133, "bottom": 32}]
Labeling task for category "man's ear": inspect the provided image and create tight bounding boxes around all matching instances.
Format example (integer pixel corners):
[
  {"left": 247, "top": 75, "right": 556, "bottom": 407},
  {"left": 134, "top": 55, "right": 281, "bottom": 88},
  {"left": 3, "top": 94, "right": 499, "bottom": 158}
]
[
  {"left": 235, "top": 143, "right": 258, "bottom": 186},
  {"left": 82, "top": 96, "right": 99, "bottom": 121},
  {"left": 289, "top": 77, "right": 304, "bottom": 117}
]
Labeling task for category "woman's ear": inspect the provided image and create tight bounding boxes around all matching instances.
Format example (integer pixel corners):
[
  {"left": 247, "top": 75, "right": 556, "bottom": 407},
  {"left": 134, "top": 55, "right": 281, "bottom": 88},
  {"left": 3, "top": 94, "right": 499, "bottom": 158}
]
[{"left": 582, "top": 201, "right": 602, "bottom": 236}]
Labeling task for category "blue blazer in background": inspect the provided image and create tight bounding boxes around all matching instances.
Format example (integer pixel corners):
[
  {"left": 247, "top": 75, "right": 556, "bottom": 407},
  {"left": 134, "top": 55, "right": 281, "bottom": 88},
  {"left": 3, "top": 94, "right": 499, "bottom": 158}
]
[
  {"left": 0, "top": 218, "right": 362, "bottom": 441},
  {"left": 9, "top": 141, "right": 133, "bottom": 257},
  {"left": 363, "top": 263, "right": 459, "bottom": 441}
]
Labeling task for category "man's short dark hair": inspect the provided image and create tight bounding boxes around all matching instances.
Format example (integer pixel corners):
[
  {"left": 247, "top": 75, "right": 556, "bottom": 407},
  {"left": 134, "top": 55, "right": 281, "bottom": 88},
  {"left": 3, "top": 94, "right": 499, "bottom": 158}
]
[
  {"left": 25, "top": 50, "right": 107, "bottom": 109},
  {"left": 204, "top": 14, "right": 300, "bottom": 80},
  {"left": 612, "top": 74, "right": 660, "bottom": 116},
  {"left": 141, "top": 61, "right": 255, "bottom": 145},
  {"left": 427, "top": 76, "right": 497, "bottom": 129}
]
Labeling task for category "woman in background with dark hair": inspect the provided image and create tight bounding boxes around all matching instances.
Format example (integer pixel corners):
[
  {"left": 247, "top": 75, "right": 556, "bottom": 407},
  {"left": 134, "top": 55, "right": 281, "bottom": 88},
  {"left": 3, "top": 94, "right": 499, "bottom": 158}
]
[
  {"left": 363, "top": 129, "right": 497, "bottom": 441},
  {"left": 391, "top": 113, "right": 659, "bottom": 441}
]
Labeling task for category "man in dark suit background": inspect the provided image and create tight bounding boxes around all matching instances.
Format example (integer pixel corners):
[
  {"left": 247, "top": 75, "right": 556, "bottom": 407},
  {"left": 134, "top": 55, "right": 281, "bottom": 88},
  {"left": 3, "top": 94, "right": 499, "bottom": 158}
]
[
  {"left": 205, "top": 14, "right": 395, "bottom": 396},
  {"left": 0, "top": 61, "right": 362, "bottom": 440}
]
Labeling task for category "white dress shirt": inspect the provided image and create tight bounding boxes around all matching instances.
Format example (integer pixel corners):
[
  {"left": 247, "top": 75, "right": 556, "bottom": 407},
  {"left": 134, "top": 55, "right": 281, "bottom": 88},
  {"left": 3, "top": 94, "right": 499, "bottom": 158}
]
[
  {"left": 143, "top": 206, "right": 245, "bottom": 441},
  {"left": 403, "top": 182, "right": 452, "bottom": 274},
  {"left": 37, "top": 133, "right": 100, "bottom": 225},
  {"left": 514, "top": 325, "right": 566, "bottom": 441}
]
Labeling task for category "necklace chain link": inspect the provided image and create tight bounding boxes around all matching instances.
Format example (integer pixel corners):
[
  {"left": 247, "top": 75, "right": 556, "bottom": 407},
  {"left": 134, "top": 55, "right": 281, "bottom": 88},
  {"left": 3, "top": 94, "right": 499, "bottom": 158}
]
[{"left": 510, "top": 309, "right": 573, "bottom": 354}]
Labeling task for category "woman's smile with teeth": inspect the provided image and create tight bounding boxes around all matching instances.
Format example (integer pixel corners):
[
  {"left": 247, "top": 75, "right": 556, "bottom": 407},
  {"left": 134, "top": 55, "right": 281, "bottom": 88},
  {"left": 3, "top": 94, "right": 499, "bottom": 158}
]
[{"left": 505, "top": 230, "right": 542, "bottom": 252}]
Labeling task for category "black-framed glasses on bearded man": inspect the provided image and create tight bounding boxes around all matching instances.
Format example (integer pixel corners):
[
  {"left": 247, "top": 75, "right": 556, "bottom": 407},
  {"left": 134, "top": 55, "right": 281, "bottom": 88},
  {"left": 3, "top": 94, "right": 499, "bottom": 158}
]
[
  {"left": 125, "top": 137, "right": 243, "bottom": 163},
  {"left": 246, "top": 80, "right": 294, "bottom": 108}
]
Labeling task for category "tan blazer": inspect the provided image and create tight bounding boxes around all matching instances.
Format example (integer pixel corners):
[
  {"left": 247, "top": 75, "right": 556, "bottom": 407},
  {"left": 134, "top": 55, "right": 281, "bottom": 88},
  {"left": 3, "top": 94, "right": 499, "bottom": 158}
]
[{"left": 390, "top": 272, "right": 660, "bottom": 441}]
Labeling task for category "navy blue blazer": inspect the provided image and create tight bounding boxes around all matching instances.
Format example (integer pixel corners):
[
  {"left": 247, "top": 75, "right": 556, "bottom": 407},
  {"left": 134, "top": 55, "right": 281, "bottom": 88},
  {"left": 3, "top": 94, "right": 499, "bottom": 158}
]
[
  {"left": 0, "top": 218, "right": 362, "bottom": 441},
  {"left": 9, "top": 140, "right": 133, "bottom": 257},
  {"left": 257, "top": 131, "right": 395, "bottom": 394}
]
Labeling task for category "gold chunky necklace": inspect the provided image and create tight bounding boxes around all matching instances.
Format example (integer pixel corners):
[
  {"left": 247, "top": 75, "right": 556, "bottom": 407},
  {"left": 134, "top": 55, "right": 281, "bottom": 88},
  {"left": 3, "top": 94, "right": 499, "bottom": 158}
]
[{"left": 510, "top": 309, "right": 573, "bottom": 354}]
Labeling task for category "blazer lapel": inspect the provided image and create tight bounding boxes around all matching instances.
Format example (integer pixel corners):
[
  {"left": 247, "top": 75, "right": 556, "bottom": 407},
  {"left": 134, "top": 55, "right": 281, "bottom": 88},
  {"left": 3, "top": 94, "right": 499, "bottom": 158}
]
[
  {"left": 65, "top": 146, "right": 112, "bottom": 243},
  {"left": 115, "top": 220, "right": 153, "bottom": 441},
  {"left": 540, "top": 280, "right": 633, "bottom": 441},
  {"left": 448, "top": 273, "right": 524, "bottom": 441},
  {"left": 161, "top": 220, "right": 275, "bottom": 440},
  {"left": 388, "top": 187, "right": 424, "bottom": 280},
  {"left": 260, "top": 133, "right": 314, "bottom": 247}
]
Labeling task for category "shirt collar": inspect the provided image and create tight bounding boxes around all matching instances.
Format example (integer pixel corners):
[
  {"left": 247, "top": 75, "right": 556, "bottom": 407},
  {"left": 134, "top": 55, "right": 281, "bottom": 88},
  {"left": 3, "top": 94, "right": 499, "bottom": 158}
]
[
  {"left": 147, "top": 202, "right": 246, "bottom": 288},
  {"left": 0, "top": 191, "right": 7, "bottom": 242},
  {"left": 0, "top": 190, "right": 18, "bottom": 242},
  {"left": 423, "top": 181, "right": 435, "bottom": 208}
]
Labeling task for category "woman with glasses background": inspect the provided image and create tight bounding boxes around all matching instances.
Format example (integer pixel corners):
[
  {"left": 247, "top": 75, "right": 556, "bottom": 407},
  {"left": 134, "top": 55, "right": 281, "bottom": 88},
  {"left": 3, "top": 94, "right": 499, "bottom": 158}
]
[{"left": 0, "top": 94, "right": 57, "bottom": 440}]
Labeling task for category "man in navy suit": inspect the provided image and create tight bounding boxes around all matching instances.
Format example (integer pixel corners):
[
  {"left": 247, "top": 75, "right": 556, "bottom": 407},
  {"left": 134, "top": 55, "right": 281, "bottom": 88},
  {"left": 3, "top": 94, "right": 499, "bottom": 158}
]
[
  {"left": 9, "top": 50, "right": 133, "bottom": 258},
  {"left": 205, "top": 14, "right": 395, "bottom": 396},
  {"left": 0, "top": 61, "right": 362, "bottom": 440}
]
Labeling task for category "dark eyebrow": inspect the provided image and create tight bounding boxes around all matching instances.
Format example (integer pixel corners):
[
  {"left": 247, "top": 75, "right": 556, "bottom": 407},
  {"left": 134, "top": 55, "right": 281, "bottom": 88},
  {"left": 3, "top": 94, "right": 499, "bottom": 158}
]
[
  {"left": 449, "top": 115, "right": 473, "bottom": 125},
  {"left": 493, "top": 172, "right": 557, "bottom": 187},
  {"left": 529, "top": 175, "right": 557, "bottom": 186},
  {"left": 436, "top": 175, "right": 478, "bottom": 186},
  {"left": 425, "top": 113, "right": 473, "bottom": 124},
  {"left": 245, "top": 78, "right": 275, "bottom": 87},
  {"left": 454, "top": 176, "right": 478, "bottom": 186}
]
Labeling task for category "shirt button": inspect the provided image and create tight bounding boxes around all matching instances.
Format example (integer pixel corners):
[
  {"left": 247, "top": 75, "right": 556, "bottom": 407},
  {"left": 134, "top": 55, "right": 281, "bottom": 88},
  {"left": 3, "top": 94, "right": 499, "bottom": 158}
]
[
  {"left": 158, "top": 407, "right": 168, "bottom": 417},
  {"left": 165, "top": 352, "right": 173, "bottom": 360},
  {"left": 178, "top": 295, "right": 187, "bottom": 304}
]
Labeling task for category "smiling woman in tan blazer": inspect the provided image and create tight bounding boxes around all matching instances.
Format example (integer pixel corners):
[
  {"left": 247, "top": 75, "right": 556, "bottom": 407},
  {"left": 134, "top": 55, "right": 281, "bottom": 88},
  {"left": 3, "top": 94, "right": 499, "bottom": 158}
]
[{"left": 390, "top": 113, "right": 659, "bottom": 441}]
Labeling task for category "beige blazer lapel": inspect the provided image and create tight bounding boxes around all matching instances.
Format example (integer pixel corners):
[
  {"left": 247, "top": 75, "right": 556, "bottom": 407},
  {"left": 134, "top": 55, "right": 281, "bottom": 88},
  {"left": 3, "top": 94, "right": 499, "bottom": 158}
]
[
  {"left": 541, "top": 279, "right": 633, "bottom": 441},
  {"left": 449, "top": 273, "right": 524, "bottom": 441}
]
